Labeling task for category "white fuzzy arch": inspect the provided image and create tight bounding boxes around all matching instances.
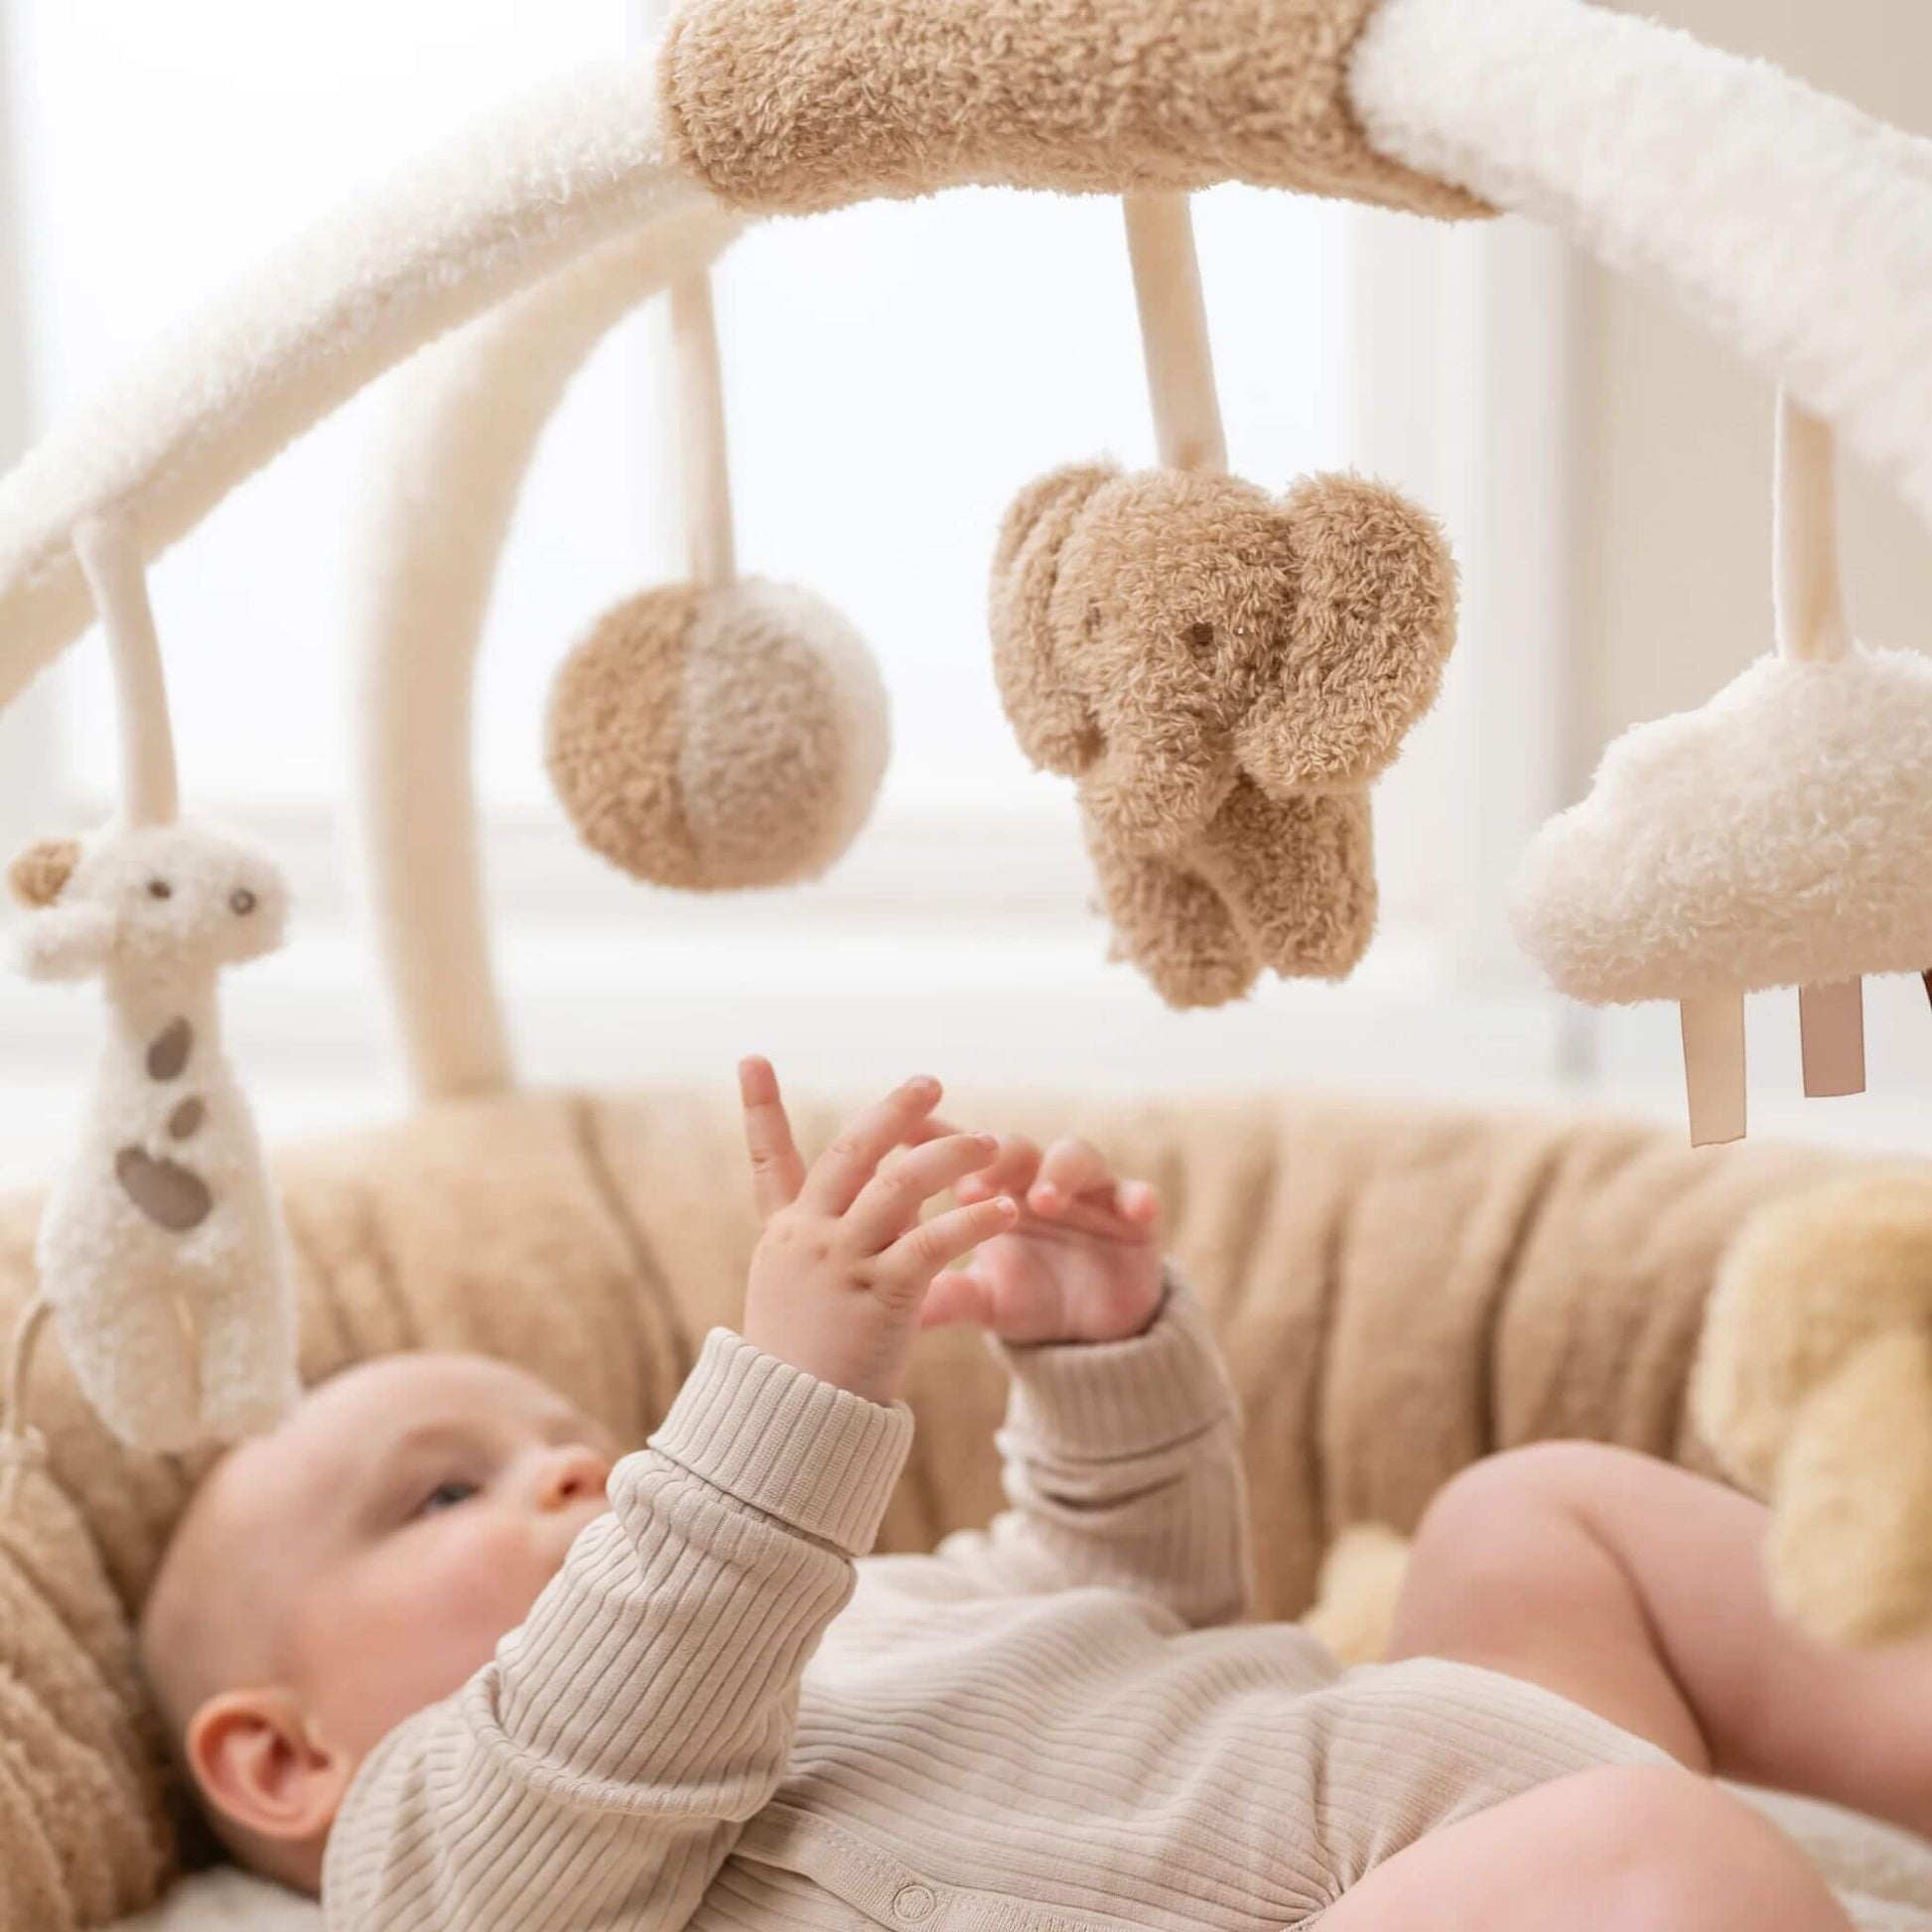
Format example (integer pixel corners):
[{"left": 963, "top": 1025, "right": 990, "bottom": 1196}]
[
  {"left": 0, "top": 55, "right": 729, "bottom": 711},
  {"left": 352, "top": 210, "right": 741, "bottom": 1100},
  {"left": 1350, "top": 0, "right": 1932, "bottom": 529}
]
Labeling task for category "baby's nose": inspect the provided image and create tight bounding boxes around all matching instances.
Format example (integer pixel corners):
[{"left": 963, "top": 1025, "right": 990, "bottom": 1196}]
[{"left": 533, "top": 1444, "right": 613, "bottom": 1512}]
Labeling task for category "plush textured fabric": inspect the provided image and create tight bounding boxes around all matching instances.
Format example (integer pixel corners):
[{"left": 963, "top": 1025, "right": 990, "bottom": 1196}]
[
  {"left": 658, "top": 0, "right": 1486, "bottom": 219},
  {"left": 547, "top": 581, "right": 889, "bottom": 893},
  {"left": 1349, "top": 0, "right": 1932, "bottom": 538},
  {"left": 1512, "top": 650, "right": 1932, "bottom": 1005},
  {"left": 0, "top": 1087, "right": 1890, "bottom": 1929},
  {"left": 1695, "top": 1171, "right": 1932, "bottom": 1649},
  {"left": 991, "top": 464, "right": 1454, "bottom": 1006}
]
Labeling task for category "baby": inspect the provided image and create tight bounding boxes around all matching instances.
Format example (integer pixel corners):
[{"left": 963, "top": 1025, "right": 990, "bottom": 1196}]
[{"left": 140, "top": 1062, "right": 1932, "bottom": 1932}]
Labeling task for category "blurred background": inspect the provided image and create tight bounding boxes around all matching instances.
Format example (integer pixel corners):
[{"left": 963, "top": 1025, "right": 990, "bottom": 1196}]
[{"left": 0, "top": 0, "right": 1926, "bottom": 1184}]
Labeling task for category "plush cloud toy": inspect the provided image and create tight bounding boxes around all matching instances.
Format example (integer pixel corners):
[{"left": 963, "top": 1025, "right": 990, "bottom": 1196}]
[{"left": 1513, "top": 401, "right": 1921, "bottom": 1144}]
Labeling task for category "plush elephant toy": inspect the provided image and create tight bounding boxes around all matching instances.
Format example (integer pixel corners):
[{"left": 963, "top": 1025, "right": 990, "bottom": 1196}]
[{"left": 990, "top": 463, "right": 1456, "bottom": 1006}]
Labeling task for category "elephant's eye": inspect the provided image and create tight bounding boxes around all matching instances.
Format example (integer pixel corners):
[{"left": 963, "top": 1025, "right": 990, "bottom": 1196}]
[
  {"left": 147, "top": 880, "right": 173, "bottom": 901},
  {"left": 1186, "top": 621, "right": 1216, "bottom": 650}
]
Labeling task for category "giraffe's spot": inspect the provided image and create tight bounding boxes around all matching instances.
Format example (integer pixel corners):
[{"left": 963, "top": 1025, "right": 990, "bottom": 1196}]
[
  {"left": 167, "top": 1098, "right": 206, "bottom": 1141},
  {"left": 115, "top": 1148, "right": 213, "bottom": 1232},
  {"left": 146, "top": 1019, "right": 194, "bottom": 1082}
]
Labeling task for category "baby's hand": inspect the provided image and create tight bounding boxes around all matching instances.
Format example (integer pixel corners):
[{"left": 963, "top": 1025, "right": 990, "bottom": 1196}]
[
  {"left": 919, "top": 1131, "right": 1165, "bottom": 1346},
  {"left": 738, "top": 1059, "right": 1019, "bottom": 1406}
]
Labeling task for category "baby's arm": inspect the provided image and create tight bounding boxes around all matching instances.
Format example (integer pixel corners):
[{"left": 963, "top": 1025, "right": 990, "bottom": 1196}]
[
  {"left": 326, "top": 1068, "right": 1014, "bottom": 1931},
  {"left": 921, "top": 1134, "right": 1253, "bottom": 1628},
  {"left": 324, "top": 1339, "right": 909, "bottom": 1930}
]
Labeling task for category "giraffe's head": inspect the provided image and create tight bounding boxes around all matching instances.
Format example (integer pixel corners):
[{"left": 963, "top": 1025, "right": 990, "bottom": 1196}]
[{"left": 8, "top": 821, "right": 288, "bottom": 985}]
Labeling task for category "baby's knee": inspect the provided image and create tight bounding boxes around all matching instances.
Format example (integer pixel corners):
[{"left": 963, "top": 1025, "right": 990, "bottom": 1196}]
[
  {"left": 1547, "top": 1767, "right": 1851, "bottom": 1932},
  {"left": 1408, "top": 1443, "right": 1617, "bottom": 1582}
]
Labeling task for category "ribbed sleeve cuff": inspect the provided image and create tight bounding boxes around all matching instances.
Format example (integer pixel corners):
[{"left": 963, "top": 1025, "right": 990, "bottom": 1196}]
[
  {"left": 996, "top": 1277, "right": 1238, "bottom": 1457},
  {"left": 649, "top": 1329, "right": 913, "bottom": 1554}
]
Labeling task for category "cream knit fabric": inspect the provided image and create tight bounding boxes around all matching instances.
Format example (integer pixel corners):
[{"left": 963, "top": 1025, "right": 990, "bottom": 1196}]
[{"left": 323, "top": 1289, "right": 1665, "bottom": 1930}]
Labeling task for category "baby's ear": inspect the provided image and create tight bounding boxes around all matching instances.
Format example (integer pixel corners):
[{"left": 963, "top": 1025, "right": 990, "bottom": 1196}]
[
  {"left": 6, "top": 837, "right": 79, "bottom": 909},
  {"left": 189, "top": 1691, "right": 356, "bottom": 1856}
]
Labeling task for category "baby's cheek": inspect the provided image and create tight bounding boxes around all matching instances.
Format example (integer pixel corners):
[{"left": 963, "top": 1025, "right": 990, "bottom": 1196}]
[
  {"left": 300, "top": 1514, "right": 566, "bottom": 1759},
  {"left": 415, "top": 1512, "right": 563, "bottom": 1652}
]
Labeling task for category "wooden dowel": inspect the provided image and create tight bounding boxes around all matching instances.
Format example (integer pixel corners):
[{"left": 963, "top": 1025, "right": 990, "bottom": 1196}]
[
  {"left": 1799, "top": 979, "right": 1866, "bottom": 1099},
  {"left": 1123, "top": 192, "right": 1227, "bottom": 478},
  {"left": 670, "top": 272, "right": 737, "bottom": 592},
  {"left": 1774, "top": 392, "right": 1851, "bottom": 666},
  {"left": 72, "top": 513, "right": 179, "bottom": 827},
  {"left": 1680, "top": 993, "right": 1747, "bottom": 1147}
]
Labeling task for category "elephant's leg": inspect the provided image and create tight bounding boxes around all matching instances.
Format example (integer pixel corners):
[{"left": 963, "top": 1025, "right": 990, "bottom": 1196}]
[
  {"left": 1083, "top": 814, "right": 1258, "bottom": 1009},
  {"left": 1194, "top": 780, "right": 1378, "bottom": 981},
  {"left": 56, "top": 1266, "right": 203, "bottom": 1453}
]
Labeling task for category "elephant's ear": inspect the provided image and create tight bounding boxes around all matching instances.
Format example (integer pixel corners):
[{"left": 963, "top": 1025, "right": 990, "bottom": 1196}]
[
  {"left": 1239, "top": 476, "right": 1456, "bottom": 795},
  {"left": 990, "top": 464, "right": 1116, "bottom": 776}
]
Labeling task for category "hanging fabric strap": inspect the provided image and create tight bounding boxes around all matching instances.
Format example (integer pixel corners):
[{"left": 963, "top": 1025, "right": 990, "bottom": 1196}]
[
  {"left": 1774, "top": 393, "right": 1866, "bottom": 1100},
  {"left": 1122, "top": 192, "right": 1227, "bottom": 478}
]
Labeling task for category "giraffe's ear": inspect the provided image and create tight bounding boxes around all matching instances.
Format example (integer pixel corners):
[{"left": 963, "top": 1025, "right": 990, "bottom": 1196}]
[{"left": 7, "top": 838, "right": 80, "bottom": 909}]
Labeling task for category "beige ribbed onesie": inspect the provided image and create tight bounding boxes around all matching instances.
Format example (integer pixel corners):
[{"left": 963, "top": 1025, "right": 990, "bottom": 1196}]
[{"left": 323, "top": 1289, "right": 1666, "bottom": 1930}]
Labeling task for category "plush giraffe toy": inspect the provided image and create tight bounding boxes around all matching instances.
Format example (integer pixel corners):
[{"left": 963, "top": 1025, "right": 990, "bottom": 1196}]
[{"left": 2, "top": 517, "right": 298, "bottom": 1458}]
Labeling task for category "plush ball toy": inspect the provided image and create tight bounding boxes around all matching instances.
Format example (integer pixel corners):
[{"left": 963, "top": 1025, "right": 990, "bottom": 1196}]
[
  {"left": 546, "top": 578, "right": 889, "bottom": 892},
  {"left": 990, "top": 463, "right": 1455, "bottom": 1006},
  {"left": 1694, "top": 1172, "right": 1932, "bottom": 1648}
]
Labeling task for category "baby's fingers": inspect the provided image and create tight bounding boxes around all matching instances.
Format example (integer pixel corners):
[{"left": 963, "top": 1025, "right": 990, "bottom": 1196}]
[
  {"left": 920, "top": 1269, "right": 997, "bottom": 1331},
  {"left": 847, "top": 1133, "right": 999, "bottom": 1252},
  {"left": 1030, "top": 1136, "right": 1111, "bottom": 1214},
  {"left": 804, "top": 1076, "right": 944, "bottom": 1214},
  {"left": 881, "top": 1197, "right": 1018, "bottom": 1293},
  {"left": 740, "top": 1056, "right": 806, "bottom": 1216},
  {"left": 954, "top": 1133, "right": 1041, "bottom": 1206},
  {"left": 1031, "top": 1138, "right": 1162, "bottom": 1233}
]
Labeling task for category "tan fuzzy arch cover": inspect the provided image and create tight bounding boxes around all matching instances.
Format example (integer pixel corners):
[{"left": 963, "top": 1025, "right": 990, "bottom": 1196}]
[
  {"left": 659, "top": 0, "right": 1487, "bottom": 218},
  {"left": 0, "top": 1088, "right": 1878, "bottom": 1926}
]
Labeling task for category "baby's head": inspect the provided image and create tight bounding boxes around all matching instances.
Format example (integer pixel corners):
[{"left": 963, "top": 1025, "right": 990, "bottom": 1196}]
[{"left": 139, "top": 1352, "right": 619, "bottom": 1893}]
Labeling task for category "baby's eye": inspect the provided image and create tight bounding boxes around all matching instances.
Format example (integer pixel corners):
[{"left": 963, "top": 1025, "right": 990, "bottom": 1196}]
[{"left": 416, "top": 1479, "right": 480, "bottom": 1518}]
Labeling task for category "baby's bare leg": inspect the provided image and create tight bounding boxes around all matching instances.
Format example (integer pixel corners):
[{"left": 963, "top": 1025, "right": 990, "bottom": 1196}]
[
  {"left": 1388, "top": 1443, "right": 1932, "bottom": 1838},
  {"left": 1319, "top": 1766, "right": 1855, "bottom": 1932}
]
